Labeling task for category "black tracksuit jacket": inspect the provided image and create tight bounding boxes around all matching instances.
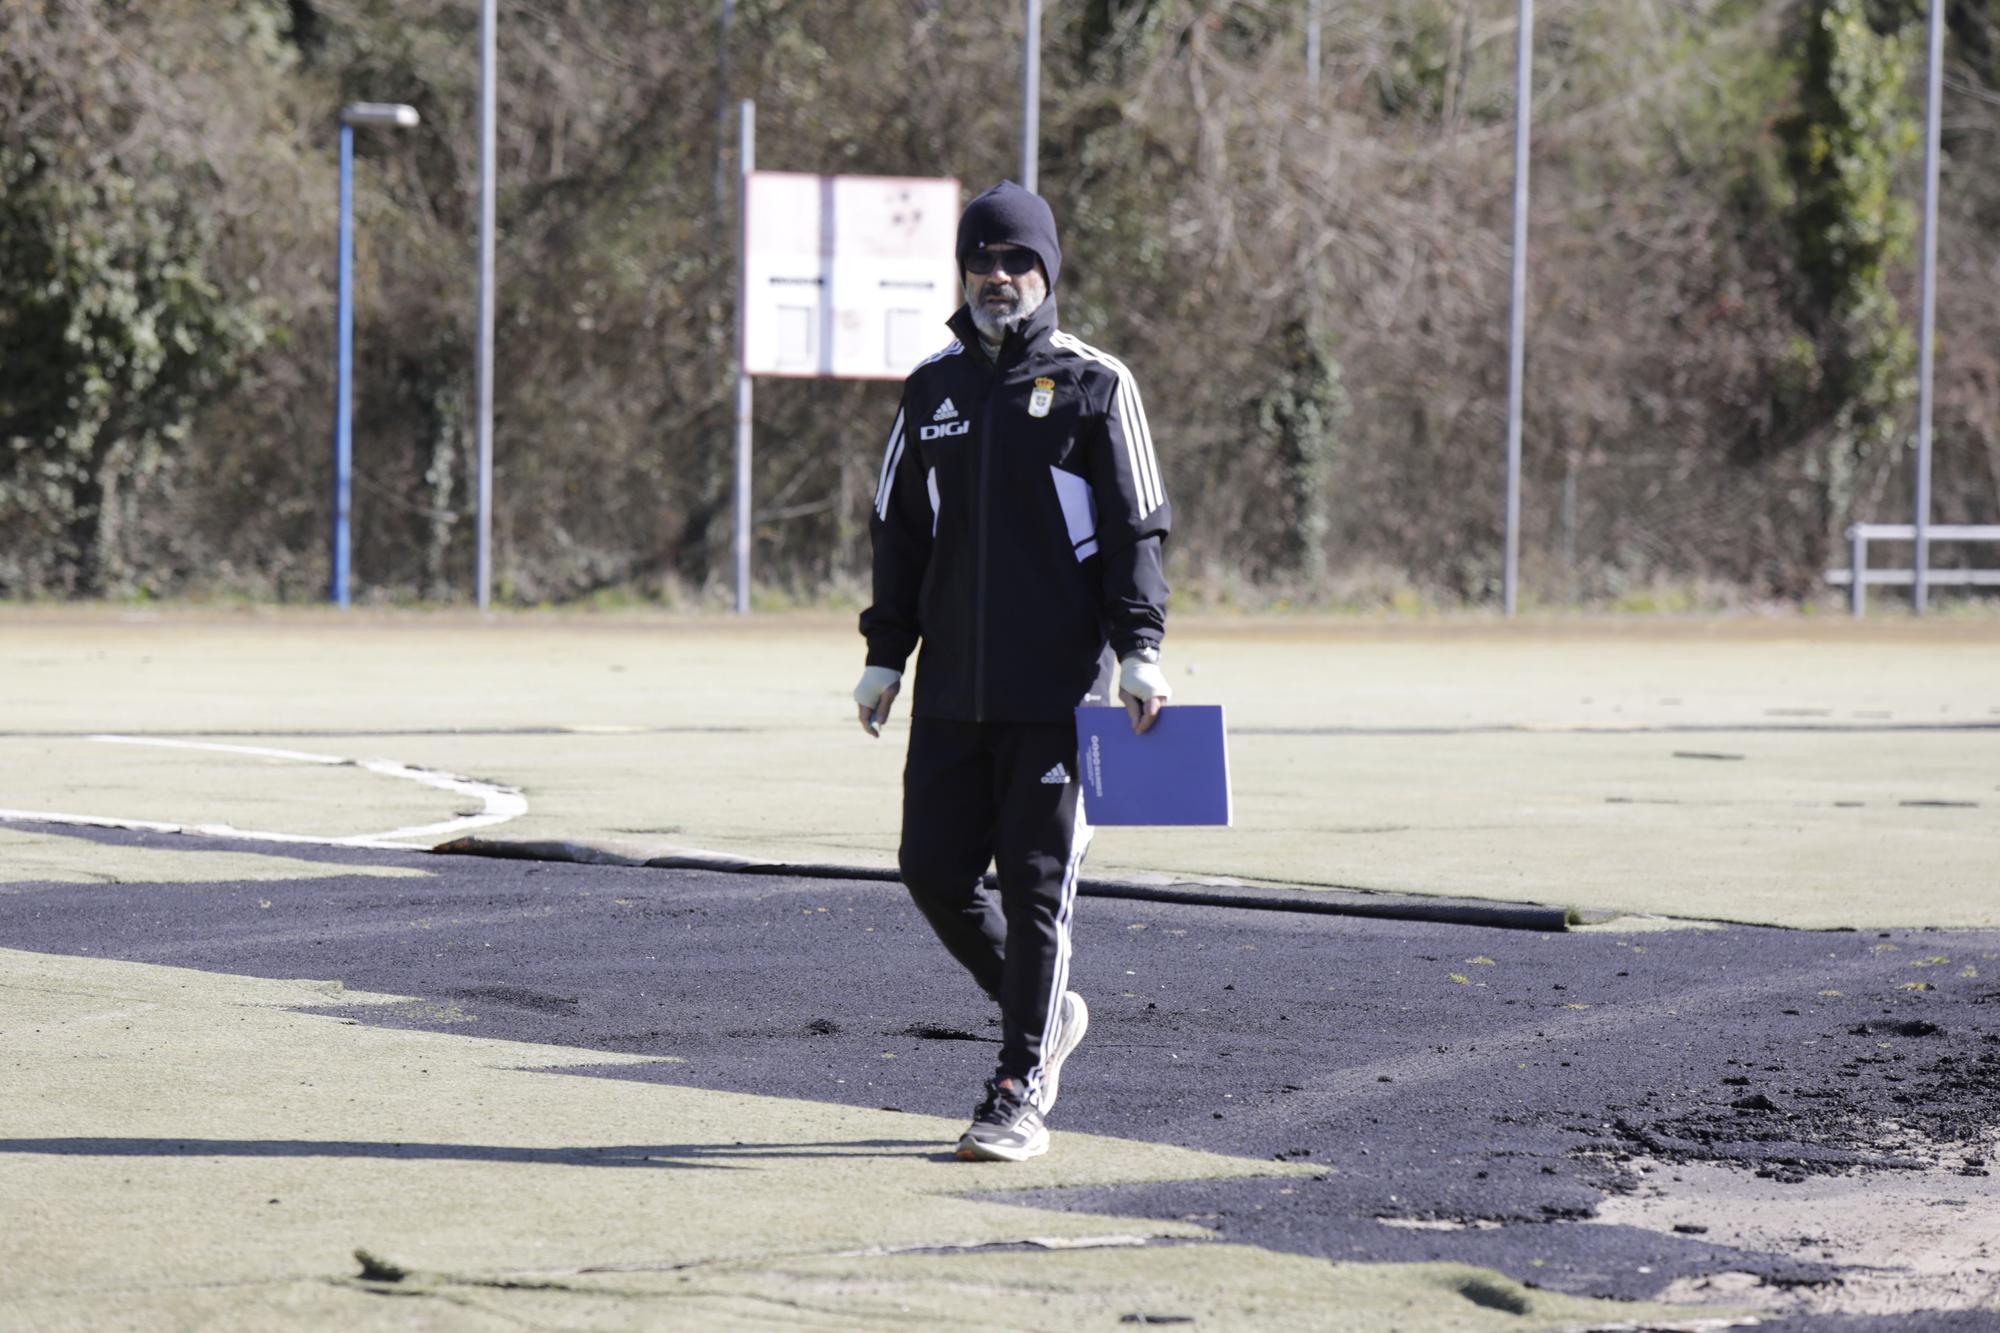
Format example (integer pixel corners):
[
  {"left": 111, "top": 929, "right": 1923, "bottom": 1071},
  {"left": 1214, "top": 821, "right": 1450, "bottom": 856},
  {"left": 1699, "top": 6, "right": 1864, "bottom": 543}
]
[{"left": 862, "top": 298, "right": 1170, "bottom": 724}]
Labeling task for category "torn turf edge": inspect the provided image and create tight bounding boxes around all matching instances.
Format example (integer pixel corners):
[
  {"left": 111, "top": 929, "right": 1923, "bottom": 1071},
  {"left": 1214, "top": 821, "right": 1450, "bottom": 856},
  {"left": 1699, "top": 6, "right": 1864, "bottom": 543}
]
[{"left": 429, "top": 836, "right": 1578, "bottom": 933}]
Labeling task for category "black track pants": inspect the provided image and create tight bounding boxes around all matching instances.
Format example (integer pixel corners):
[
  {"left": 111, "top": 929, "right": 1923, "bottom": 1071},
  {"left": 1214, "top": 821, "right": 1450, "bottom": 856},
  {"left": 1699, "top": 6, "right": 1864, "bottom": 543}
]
[{"left": 898, "top": 717, "right": 1091, "bottom": 1101}]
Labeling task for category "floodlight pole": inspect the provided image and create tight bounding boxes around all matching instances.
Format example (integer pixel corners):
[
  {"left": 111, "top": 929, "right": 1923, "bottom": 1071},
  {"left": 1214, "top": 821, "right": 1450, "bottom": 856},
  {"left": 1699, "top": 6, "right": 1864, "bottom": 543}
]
[
  {"left": 1306, "top": 0, "right": 1322, "bottom": 95},
  {"left": 330, "top": 102, "right": 419, "bottom": 608},
  {"left": 1912, "top": 0, "right": 1944, "bottom": 615},
  {"left": 1022, "top": 0, "right": 1041, "bottom": 191},
  {"left": 333, "top": 124, "right": 355, "bottom": 608},
  {"left": 475, "top": 0, "right": 497, "bottom": 610},
  {"left": 716, "top": 0, "right": 735, "bottom": 211},
  {"left": 1501, "top": 0, "right": 1533, "bottom": 616},
  {"left": 734, "top": 99, "right": 756, "bottom": 615}
]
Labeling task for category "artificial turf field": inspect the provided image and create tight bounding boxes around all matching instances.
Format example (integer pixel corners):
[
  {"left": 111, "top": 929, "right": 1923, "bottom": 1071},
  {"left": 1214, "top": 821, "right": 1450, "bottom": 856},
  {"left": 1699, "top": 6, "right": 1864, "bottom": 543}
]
[{"left": 2, "top": 607, "right": 1997, "bottom": 1330}]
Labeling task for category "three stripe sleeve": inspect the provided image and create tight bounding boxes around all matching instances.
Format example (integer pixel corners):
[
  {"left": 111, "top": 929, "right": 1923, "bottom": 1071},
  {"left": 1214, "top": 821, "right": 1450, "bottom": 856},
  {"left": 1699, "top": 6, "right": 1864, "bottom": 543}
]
[
  {"left": 1103, "top": 364, "right": 1166, "bottom": 522},
  {"left": 1051, "top": 333, "right": 1170, "bottom": 657},
  {"left": 1050, "top": 332, "right": 1169, "bottom": 536},
  {"left": 859, "top": 390, "right": 928, "bottom": 672},
  {"left": 872, "top": 407, "right": 907, "bottom": 522}
]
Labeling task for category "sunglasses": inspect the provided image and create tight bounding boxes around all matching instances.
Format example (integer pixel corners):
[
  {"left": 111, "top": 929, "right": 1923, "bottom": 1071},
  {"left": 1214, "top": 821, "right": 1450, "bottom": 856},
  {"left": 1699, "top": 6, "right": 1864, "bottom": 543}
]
[{"left": 964, "top": 249, "right": 1040, "bottom": 277}]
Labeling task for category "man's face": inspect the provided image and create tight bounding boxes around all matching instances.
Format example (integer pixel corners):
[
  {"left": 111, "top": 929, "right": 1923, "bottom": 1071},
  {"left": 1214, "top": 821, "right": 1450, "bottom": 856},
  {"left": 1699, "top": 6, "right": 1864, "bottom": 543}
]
[{"left": 962, "top": 242, "right": 1048, "bottom": 329}]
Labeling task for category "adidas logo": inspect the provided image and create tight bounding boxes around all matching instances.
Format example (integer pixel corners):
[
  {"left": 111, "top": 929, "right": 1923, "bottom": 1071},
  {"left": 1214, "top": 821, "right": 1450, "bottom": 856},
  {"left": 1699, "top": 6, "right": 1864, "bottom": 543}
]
[
  {"left": 1039, "top": 763, "right": 1070, "bottom": 786},
  {"left": 920, "top": 396, "right": 970, "bottom": 440}
]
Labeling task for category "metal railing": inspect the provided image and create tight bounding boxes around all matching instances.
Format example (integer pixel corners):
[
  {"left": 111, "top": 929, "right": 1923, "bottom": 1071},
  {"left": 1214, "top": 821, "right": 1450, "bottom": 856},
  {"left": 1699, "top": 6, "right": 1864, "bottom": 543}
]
[{"left": 1825, "top": 524, "right": 2000, "bottom": 616}]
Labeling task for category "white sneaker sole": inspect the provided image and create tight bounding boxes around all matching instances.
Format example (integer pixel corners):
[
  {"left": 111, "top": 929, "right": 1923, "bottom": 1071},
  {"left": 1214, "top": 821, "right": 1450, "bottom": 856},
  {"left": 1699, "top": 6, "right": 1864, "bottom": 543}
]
[
  {"left": 1034, "top": 991, "right": 1089, "bottom": 1114},
  {"left": 955, "top": 1124, "right": 1050, "bottom": 1162}
]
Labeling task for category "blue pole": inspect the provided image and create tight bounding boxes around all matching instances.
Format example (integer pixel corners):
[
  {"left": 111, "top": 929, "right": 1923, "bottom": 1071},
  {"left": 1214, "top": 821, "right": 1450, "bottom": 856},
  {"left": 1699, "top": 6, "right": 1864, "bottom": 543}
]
[{"left": 332, "top": 122, "right": 355, "bottom": 607}]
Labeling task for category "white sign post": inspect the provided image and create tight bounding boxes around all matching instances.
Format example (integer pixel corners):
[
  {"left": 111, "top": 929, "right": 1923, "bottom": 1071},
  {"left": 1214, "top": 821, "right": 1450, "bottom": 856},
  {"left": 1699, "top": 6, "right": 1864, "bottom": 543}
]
[{"left": 733, "top": 151, "right": 959, "bottom": 611}]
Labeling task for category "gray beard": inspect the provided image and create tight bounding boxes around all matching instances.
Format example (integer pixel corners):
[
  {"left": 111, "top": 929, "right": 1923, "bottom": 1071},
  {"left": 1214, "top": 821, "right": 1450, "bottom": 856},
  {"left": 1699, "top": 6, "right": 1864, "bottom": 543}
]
[{"left": 968, "top": 289, "right": 1045, "bottom": 346}]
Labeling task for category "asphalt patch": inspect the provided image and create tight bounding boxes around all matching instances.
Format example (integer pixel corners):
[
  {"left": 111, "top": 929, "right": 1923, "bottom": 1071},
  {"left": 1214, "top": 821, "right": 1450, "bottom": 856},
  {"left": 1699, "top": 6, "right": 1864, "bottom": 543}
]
[{"left": 4, "top": 822, "right": 1996, "bottom": 1326}]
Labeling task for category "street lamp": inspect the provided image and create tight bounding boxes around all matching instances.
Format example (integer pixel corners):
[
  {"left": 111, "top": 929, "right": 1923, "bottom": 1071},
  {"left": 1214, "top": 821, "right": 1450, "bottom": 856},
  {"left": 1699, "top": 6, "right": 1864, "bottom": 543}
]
[{"left": 330, "top": 102, "right": 420, "bottom": 607}]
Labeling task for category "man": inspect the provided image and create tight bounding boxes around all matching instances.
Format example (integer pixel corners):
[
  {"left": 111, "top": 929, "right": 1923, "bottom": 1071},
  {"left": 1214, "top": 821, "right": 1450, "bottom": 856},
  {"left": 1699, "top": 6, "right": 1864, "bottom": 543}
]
[{"left": 852, "top": 180, "right": 1173, "bottom": 1162}]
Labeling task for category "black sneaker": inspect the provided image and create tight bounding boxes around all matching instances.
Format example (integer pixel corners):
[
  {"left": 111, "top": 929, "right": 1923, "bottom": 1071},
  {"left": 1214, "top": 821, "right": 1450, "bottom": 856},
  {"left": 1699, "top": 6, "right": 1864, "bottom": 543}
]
[{"left": 955, "top": 1077, "right": 1049, "bottom": 1162}]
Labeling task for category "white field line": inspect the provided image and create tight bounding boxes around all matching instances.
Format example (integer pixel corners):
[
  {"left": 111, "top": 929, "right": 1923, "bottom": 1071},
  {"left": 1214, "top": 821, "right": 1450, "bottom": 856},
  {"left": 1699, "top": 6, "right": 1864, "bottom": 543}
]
[{"left": 0, "top": 735, "right": 526, "bottom": 850}]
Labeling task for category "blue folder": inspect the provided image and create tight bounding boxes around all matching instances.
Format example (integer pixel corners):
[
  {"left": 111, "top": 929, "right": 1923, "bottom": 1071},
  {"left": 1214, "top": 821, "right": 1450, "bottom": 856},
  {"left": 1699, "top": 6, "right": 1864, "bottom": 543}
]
[{"left": 1074, "top": 705, "right": 1232, "bottom": 826}]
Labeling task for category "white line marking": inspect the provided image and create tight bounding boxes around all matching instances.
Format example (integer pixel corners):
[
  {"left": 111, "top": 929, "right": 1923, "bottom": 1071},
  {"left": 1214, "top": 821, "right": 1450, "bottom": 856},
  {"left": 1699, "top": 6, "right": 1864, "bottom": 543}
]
[{"left": 0, "top": 736, "right": 527, "bottom": 850}]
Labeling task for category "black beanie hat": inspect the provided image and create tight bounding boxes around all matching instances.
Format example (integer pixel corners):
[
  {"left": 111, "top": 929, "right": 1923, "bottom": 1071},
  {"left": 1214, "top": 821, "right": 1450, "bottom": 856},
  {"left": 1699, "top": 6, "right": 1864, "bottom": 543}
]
[{"left": 956, "top": 180, "right": 1062, "bottom": 289}]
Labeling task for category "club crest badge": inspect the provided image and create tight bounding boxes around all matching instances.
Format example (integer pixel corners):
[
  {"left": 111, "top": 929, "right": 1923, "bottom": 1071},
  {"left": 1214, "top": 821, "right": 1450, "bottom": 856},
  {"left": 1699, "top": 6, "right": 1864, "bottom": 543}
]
[{"left": 1028, "top": 377, "right": 1055, "bottom": 419}]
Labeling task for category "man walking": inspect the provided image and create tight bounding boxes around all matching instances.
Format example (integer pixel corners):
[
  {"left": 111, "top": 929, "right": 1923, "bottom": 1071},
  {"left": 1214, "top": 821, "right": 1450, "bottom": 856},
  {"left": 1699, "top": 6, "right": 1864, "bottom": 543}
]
[{"left": 852, "top": 181, "right": 1173, "bottom": 1162}]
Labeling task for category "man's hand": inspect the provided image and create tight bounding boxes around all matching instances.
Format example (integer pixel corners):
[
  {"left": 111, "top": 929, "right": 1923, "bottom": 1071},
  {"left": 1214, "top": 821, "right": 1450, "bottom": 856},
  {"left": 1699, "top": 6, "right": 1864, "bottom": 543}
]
[
  {"left": 854, "top": 666, "right": 903, "bottom": 738},
  {"left": 1117, "top": 653, "right": 1171, "bottom": 735}
]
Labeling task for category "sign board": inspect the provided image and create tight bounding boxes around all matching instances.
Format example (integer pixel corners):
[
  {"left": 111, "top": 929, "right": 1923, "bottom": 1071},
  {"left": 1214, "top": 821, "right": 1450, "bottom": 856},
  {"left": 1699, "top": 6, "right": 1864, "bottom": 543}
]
[
  {"left": 1075, "top": 706, "right": 1234, "bottom": 826},
  {"left": 742, "top": 173, "right": 962, "bottom": 380}
]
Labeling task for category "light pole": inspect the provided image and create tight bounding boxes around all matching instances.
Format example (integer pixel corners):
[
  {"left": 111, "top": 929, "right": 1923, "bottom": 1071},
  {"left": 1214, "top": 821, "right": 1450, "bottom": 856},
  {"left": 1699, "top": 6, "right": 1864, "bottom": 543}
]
[
  {"left": 474, "top": 0, "right": 497, "bottom": 610},
  {"left": 1501, "top": 0, "right": 1533, "bottom": 616},
  {"left": 1022, "top": 0, "right": 1040, "bottom": 191},
  {"left": 734, "top": 99, "right": 755, "bottom": 615},
  {"left": 1306, "top": 0, "right": 1322, "bottom": 95},
  {"left": 1911, "top": 0, "right": 1944, "bottom": 614},
  {"left": 331, "top": 101, "right": 419, "bottom": 608}
]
